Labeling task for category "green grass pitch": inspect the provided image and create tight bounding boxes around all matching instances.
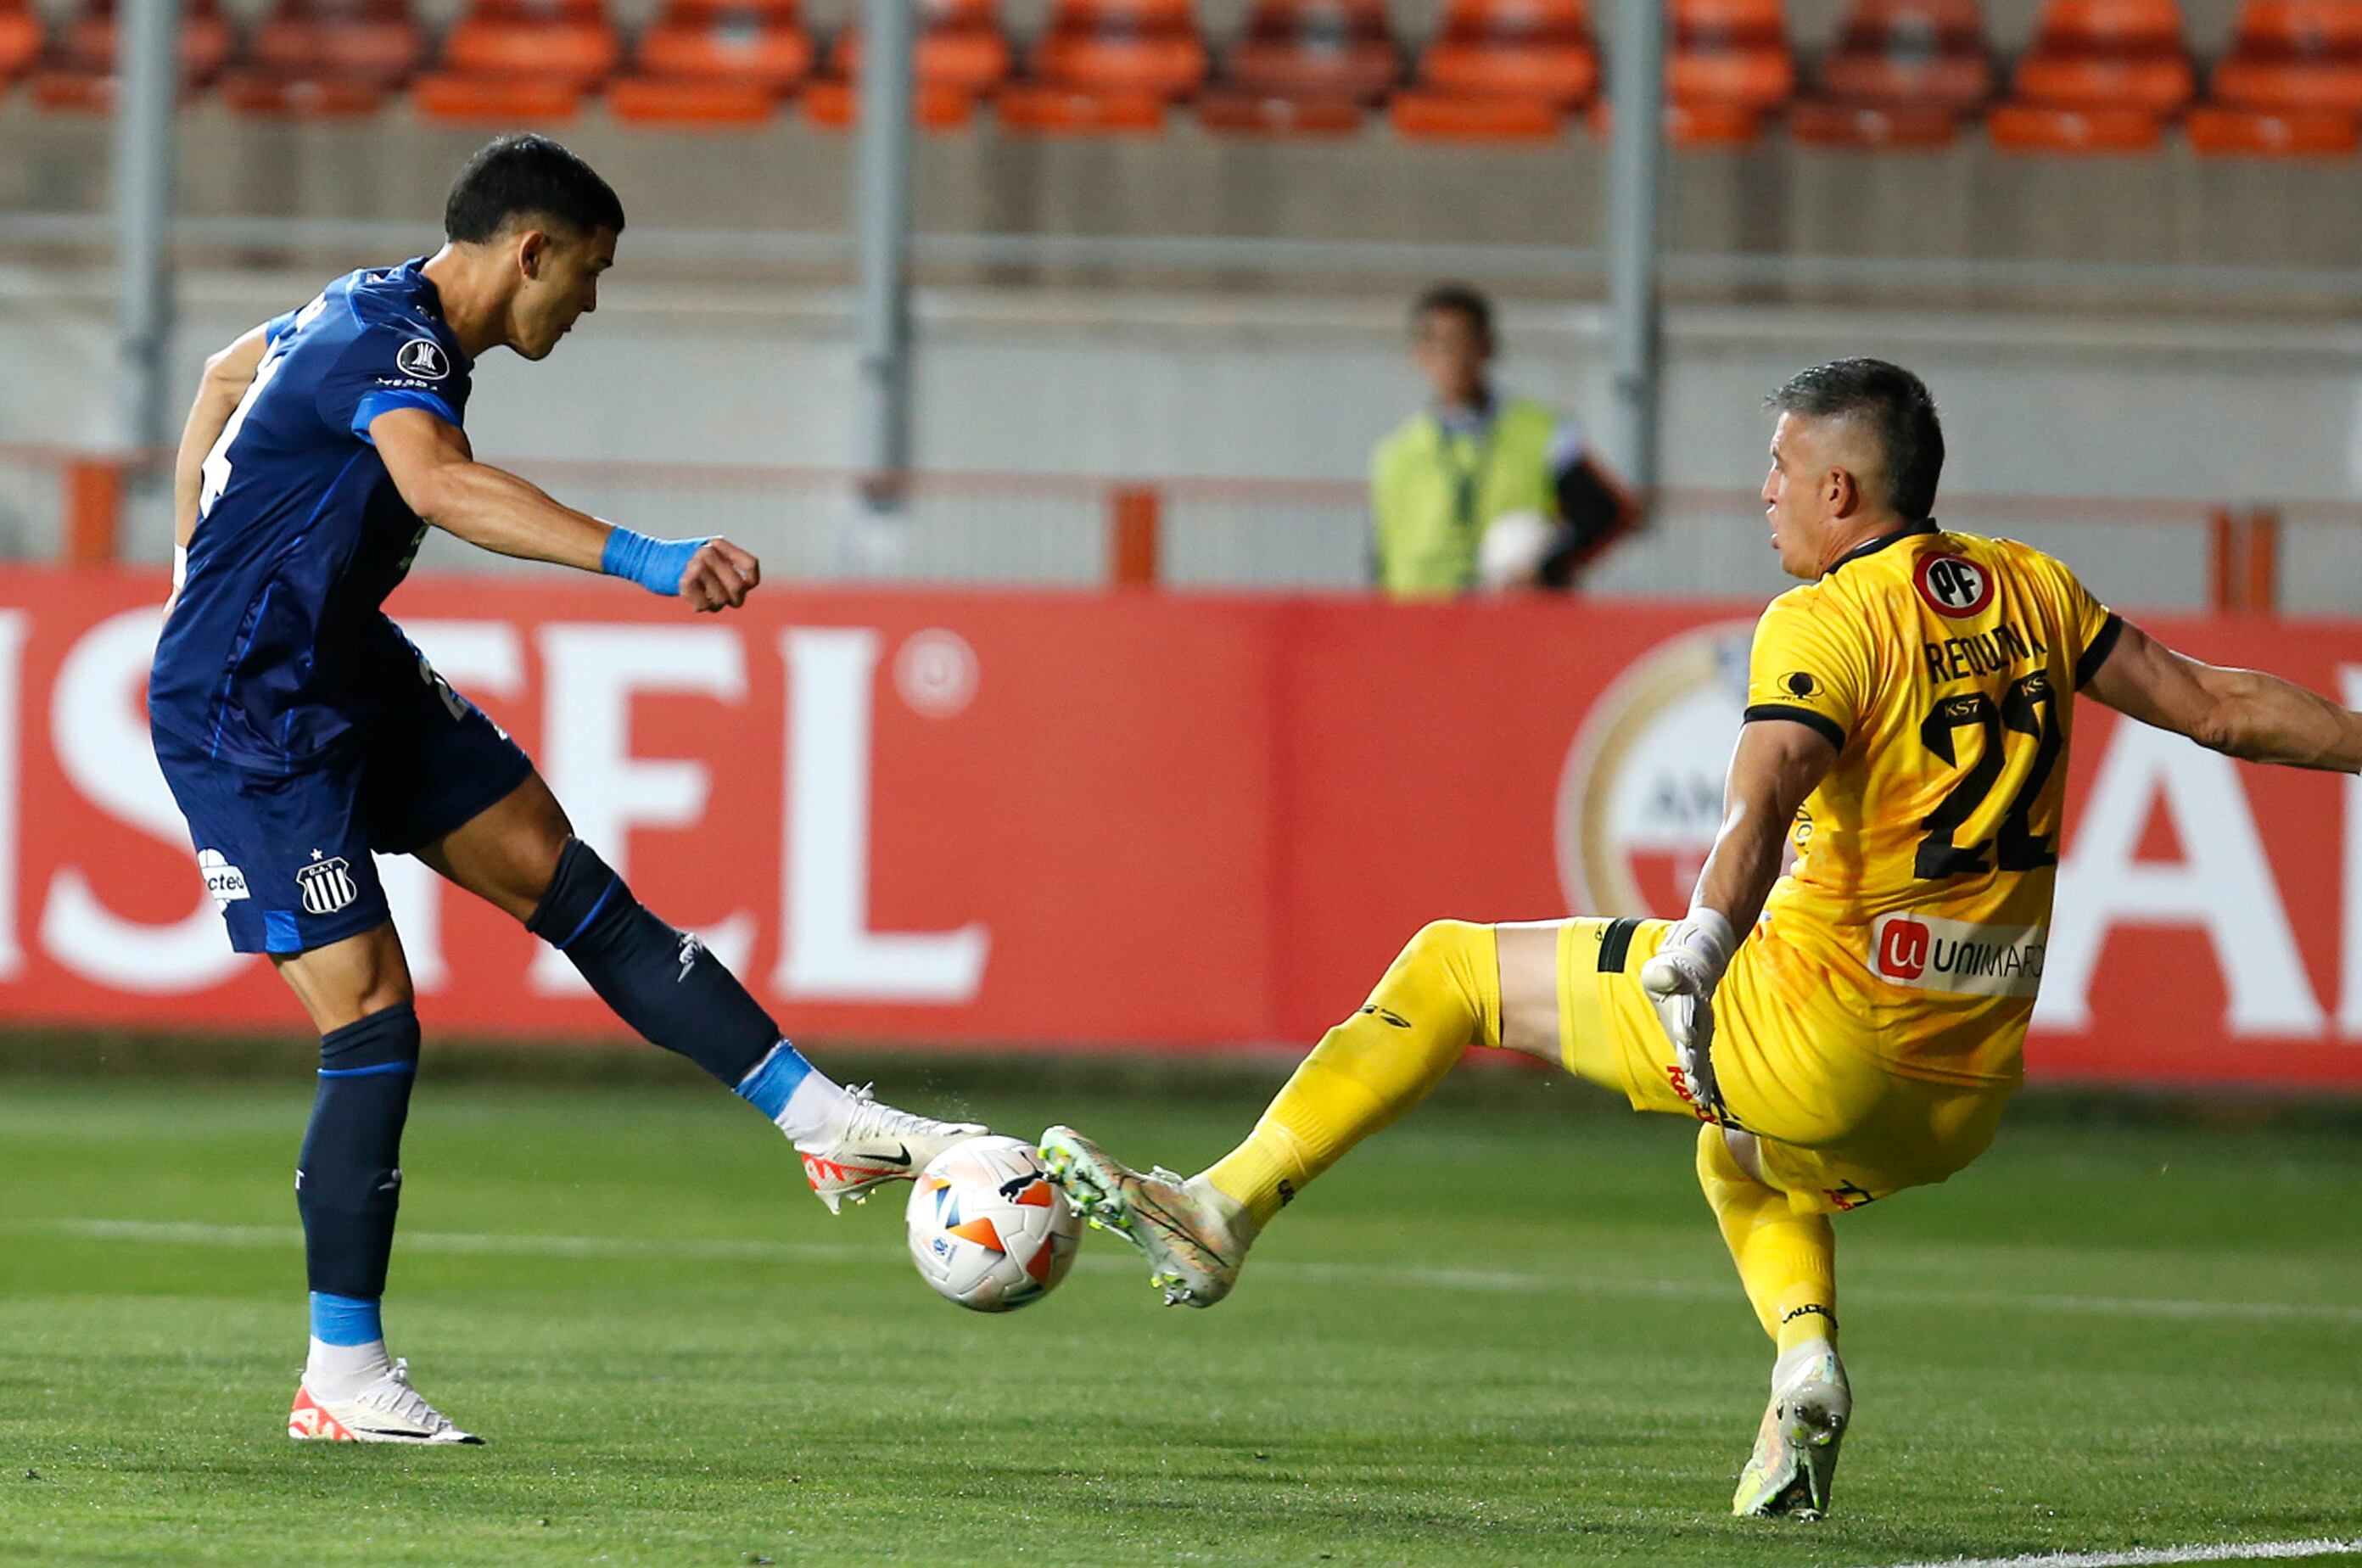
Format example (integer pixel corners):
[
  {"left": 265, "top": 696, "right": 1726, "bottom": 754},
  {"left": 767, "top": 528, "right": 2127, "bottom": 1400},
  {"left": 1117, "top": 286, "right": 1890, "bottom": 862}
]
[{"left": 1, "top": 1067, "right": 2358, "bottom": 1567}]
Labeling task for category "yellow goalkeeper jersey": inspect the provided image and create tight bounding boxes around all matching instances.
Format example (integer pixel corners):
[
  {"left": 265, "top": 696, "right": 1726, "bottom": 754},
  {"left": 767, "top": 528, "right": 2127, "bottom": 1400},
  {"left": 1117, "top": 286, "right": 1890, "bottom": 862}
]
[{"left": 1738, "top": 521, "right": 2122, "bottom": 1086}]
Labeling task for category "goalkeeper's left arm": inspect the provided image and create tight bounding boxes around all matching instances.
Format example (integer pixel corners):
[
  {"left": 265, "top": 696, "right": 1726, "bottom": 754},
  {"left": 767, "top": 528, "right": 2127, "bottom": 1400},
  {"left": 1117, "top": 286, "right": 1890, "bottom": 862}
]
[{"left": 1639, "top": 719, "right": 1836, "bottom": 1106}]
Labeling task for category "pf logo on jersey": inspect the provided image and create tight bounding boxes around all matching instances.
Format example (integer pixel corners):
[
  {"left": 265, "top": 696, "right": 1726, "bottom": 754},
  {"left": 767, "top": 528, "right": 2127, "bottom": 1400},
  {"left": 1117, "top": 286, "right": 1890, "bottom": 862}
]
[
  {"left": 1914, "top": 552, "right": 1994, "bottom": 619},
  {"left": 395, "top": 338, "right": 450, "bottom": 380},
  {"left": 296, "top": 854, "right": 360, "bottom": 916}
]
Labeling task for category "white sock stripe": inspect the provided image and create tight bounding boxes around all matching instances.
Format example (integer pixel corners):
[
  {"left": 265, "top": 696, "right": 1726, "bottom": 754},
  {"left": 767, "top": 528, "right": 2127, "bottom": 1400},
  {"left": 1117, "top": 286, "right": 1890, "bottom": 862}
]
[
  {"left": 1867, "top": 1538, "right": 2362, "bottom": 1568},
  {"left": 26, "top": 1218, "right": 2362, "bottom": 1326}
]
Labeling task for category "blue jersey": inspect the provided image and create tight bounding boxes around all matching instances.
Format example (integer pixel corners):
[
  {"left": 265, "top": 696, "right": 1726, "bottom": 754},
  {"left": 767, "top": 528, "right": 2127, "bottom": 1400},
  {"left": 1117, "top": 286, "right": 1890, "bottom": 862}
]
[{"left": 149, "top": 258, "right": 473, "bottom": 772}]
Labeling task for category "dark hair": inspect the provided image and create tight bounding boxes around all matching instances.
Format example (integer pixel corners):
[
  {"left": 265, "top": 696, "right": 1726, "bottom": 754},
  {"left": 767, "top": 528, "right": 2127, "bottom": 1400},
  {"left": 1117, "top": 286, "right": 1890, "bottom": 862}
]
[
  {"left": 1766, "top": 358, "right": 1945, "bottom": 520},
  {"left": 445, "top": 134, "right": 625, "bottom": 244},
  {"left": 1413, "top": 282, "right": 1493, "bottom": 340}
]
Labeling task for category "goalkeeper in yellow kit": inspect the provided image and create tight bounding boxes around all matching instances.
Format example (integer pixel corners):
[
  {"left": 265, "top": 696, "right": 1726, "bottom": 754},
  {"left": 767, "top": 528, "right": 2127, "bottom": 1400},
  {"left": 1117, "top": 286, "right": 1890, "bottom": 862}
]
[{"left": 1042, "top": 359, "right": 2362, "bottom": 1520}]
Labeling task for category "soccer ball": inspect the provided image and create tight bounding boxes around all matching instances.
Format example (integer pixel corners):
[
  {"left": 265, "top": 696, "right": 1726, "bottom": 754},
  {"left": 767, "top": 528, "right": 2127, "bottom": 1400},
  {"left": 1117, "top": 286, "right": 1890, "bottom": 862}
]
[{"left": 905, "top": 1135, "right": 1081, "bottom": 1313}]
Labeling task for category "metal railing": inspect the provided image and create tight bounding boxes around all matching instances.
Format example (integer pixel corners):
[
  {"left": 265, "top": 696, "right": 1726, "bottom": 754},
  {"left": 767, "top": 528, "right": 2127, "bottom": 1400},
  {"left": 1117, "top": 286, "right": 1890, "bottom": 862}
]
[{"left": 3, "top": 443, "right": 2347, "bottom": 614}]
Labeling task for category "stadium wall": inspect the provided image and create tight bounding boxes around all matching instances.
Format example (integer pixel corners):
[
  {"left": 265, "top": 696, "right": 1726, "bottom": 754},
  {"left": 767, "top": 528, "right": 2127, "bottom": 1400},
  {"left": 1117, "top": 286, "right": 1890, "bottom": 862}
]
[
  {"left": 6, "top": 276, "right": 2361, "bottom": 613},
  {"left": 1, "top": 565, "right": 2356, "bottom": 1089}
]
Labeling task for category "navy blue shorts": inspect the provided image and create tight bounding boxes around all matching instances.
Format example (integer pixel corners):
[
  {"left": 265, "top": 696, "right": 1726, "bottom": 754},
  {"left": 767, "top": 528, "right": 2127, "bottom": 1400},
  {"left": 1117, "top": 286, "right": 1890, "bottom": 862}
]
[{"left": 153, "top": 635, "right": 533, "bottom": 956}]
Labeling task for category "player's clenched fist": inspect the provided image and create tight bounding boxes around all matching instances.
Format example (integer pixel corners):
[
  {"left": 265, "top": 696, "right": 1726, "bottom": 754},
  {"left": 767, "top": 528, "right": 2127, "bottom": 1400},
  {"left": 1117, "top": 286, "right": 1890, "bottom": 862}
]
[
  {"left": 679, "top": 538, "right": 761, "bottom": 613},
  {"left": 600, "top": 526, "right": 762, "bottom": 612}
]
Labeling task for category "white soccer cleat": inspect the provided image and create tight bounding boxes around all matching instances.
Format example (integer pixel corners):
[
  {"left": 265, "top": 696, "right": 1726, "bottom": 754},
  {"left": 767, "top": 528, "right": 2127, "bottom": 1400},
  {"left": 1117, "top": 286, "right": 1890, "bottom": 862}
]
[
  {"left": 1732, "top": 1342, "right": 1850, "bottom": 1520},
  {"left": 287, "top": 1359, "right": 484, "bottom": 1445},
  {"left": 798, "top": 1084, "right": 988, "bottom": 1214},
  {"left": 1039, "top": 1125, "right": 1246, "bottom": 1308}
]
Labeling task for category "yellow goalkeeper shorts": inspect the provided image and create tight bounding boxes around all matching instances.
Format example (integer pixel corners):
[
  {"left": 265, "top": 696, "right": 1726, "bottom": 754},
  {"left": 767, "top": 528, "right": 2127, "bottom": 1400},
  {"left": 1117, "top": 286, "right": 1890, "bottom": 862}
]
[{"left": 1556, "top": 917, "right": 2010, "bottom": 1217}]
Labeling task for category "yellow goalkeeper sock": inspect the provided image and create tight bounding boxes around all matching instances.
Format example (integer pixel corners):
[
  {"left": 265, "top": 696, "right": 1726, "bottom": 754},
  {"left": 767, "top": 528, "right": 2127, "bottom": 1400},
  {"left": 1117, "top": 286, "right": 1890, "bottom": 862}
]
[
  {"left": 1695, "top": 1123, "right": 1838, "bottom": 1352},
  {"left": 1202, "top": 920, "right": 1501, "bottom": 1228}
]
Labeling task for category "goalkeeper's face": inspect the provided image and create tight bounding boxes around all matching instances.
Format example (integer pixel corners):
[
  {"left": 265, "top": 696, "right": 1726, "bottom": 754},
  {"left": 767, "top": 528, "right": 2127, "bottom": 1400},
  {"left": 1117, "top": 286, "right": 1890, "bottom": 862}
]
[
  {"left": 1763, "top": 412, "right": 1845, "bottom": 580},
  {"left": 510, "top": 224, "right": 616, "bottom": 361}
]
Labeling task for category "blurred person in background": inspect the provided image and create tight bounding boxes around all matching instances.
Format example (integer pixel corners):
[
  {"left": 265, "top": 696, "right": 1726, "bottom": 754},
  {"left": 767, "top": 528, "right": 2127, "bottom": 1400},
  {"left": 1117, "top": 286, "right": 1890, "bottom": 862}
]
[{"left": 1369, "top": 283, "right": 1638, "bottom": 597}]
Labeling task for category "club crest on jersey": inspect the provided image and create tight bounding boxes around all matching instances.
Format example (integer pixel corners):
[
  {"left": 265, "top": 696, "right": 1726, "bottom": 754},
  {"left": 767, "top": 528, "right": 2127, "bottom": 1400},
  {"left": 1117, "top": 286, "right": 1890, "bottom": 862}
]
[
  {"left": 197, "top": 848, "right": 249, "bottom": 910},
  {"left": 395, "top": 338, "right": 450, "bottom": 381},
  {"left": 1914, "top": 552, "right": 1994, "bottom": 619},
  {"left": 296, "top": 854, "right": 360, "bottom": 916}
]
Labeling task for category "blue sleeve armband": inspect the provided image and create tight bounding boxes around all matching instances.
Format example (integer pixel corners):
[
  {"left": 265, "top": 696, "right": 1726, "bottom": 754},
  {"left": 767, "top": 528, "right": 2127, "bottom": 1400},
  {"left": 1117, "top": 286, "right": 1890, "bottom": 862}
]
[{"left": 599, "top": 525, "right": 710, "bottom": 597}]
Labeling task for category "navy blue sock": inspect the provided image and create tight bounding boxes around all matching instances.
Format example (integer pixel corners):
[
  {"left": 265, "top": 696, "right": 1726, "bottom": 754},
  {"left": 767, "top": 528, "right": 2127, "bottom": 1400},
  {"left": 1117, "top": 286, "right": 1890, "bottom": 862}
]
[
  {"left": 527, "top": 837, "right": 781, "bottom": 1089},
  {"left": 297, "top": 1002, "right": 420, "bottom": 1302}
]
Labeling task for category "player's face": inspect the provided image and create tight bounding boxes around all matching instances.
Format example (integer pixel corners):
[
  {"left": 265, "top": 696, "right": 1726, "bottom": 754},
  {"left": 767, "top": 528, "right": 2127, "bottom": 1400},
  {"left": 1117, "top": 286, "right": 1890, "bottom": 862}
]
[
  {"left": 1762, "top": 412, "right": 1836, "bottom": 580},
  {"left": 1412, "top": 307, "right": 1490, "bottom": 406},
  {"left": 511, "top": 226, "right": 616, "bottom": 361}
]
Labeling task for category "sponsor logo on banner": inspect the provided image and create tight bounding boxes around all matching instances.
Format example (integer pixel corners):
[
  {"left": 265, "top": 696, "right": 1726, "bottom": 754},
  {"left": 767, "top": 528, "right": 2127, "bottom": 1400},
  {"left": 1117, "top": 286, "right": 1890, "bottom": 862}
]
[
  {"left": 1556, "top": 623, "right": 1761, "bottom": 918},
  {"left": 197, "top": 848, "right": 249, "bottom": 910},
  {"left": 1870, "top": 912, "right": 2046, "bottom": 997}
]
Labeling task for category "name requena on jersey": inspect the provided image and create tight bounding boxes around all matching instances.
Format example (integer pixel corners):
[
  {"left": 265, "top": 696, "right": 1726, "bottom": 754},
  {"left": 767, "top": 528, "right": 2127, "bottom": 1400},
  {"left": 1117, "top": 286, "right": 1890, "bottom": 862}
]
[{"left": 1922, "top": 619, "right": 2047, "bottom": 683}]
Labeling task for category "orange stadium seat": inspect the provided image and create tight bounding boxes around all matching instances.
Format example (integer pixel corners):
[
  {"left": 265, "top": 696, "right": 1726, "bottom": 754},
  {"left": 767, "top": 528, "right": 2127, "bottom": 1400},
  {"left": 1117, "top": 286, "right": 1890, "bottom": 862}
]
[
  {"left": 0, "top": 0, "right": 46, "bottom": 83},
  {"left": 1223, "top": 0, "right": 1402, "bottom": 103},
  {"left": 814, "top": 0, "right": 1010, "bottom": 128},
  {"left": 995, "top": 81, "right": 1169, "bottom": 129},
  {"left": 2208, "top": 0, "right": 2362, "bottom": 114},
  {"left": 2186, "top": 101, "right": 2361, "bottom": 149},
  {"left": 831, "top": 0, "right": 1012, "bottom": 94},
  {"left": 437, "top": 0, "right": 619, "bottom": 81},
  {"left": 248, "top": 0, "right": 421, "bottom": 83},
  {"left": 608, "top": 0, "right": 811, "bottom": 126},
  {"left": 1414, "top": 0, "right": 1599, "bottom": 108},
  {"left": 2007, "top": 0, "right": 2194, "bottom": 113},
  {"left": 29, "top": 0, "right": 234, "bottom": 109},
  {"left": 1815, "top": 0, "right": 1992, "bottom": 112},
  {"left": 1789, "top": 98, "right": 1962, "bottom": 143},
  {"left": 1028, "top": 0, "right": 1207, "bottom": 98},
  {"left": 1670, "top": 0, "right": 1795, "bottom": 112},
  {"left": 1196, "top": 87, "right": 1364, "bottom": 130},
  {"left": 217, "top": 0, "right": 422, "bottom": 117},
  {"left": 412, "top": 0, "right": 618, "bottom": 122},
  {"left": 1986, "top": 100, "right": 2166, "bottom": 146},
  {"left": 1390, "top": 86, "right": 1564, "bottom": 136},
  {"left": 630, "top": 0, "right": 812, "bottom": 89}
]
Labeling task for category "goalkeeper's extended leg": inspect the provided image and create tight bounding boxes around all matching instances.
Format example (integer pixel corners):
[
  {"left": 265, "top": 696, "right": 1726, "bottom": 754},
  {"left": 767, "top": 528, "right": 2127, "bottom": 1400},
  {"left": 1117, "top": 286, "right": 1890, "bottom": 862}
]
[{"left": 1043, "top": 918, "right": 1508, "bottom": 1307}]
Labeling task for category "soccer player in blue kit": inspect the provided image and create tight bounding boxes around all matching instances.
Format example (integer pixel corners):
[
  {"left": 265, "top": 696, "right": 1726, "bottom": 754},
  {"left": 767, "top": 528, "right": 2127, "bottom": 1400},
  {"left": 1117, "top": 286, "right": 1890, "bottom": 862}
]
[{"left": 150, "top": 135, "right": 986, "bottom": 1445}]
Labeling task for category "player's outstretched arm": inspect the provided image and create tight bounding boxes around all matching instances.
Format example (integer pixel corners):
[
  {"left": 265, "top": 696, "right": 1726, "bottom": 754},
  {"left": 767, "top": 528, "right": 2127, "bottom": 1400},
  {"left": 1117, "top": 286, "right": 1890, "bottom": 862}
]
[
  {"left": 2085, "top": 619, "right": 2362, "bottom": 773},
  {"left": 371, "top": 406, "right": 760, "bottom": 613}
]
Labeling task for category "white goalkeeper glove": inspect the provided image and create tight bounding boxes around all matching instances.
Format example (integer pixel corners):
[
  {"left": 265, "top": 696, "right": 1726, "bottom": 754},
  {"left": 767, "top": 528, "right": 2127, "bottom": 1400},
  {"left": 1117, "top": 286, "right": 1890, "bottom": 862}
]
[{"left": 1638, "top": 908, "right": 1737, "bottom": 1120}]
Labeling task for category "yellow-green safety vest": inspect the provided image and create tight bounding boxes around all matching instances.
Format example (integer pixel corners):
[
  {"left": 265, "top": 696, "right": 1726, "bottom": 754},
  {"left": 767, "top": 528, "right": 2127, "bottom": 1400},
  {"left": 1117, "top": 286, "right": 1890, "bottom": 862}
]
[{"left": 1369, "top": 396, "right": 1562, "bottom": 597}]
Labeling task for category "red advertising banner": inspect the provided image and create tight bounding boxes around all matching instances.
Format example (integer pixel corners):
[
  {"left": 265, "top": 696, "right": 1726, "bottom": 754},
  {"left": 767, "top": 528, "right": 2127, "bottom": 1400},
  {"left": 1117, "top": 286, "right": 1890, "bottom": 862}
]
[{"left": 0, "top": 566, "right": 2355, "bottom": 1087}]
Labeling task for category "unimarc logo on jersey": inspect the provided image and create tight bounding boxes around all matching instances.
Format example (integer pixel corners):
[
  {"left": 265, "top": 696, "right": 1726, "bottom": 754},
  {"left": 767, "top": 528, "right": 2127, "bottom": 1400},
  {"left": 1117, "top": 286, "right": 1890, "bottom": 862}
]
[{"left": 1871, "top": 912, "right": 2046, "bottom": 998}]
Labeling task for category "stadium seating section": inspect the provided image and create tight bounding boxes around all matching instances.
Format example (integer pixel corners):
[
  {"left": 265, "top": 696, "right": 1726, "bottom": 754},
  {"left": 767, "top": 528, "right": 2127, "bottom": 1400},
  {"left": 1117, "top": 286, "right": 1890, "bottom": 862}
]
[{"left": 8, "top": 0, "right": 2362, "bottom": 154}]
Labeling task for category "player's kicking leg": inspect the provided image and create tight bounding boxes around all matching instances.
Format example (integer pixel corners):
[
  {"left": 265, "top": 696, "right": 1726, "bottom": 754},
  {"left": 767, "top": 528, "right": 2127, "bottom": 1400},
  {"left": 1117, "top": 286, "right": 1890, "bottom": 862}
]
[{"left": 423, "top": 776, "right": 984, "bottom": 1212}]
